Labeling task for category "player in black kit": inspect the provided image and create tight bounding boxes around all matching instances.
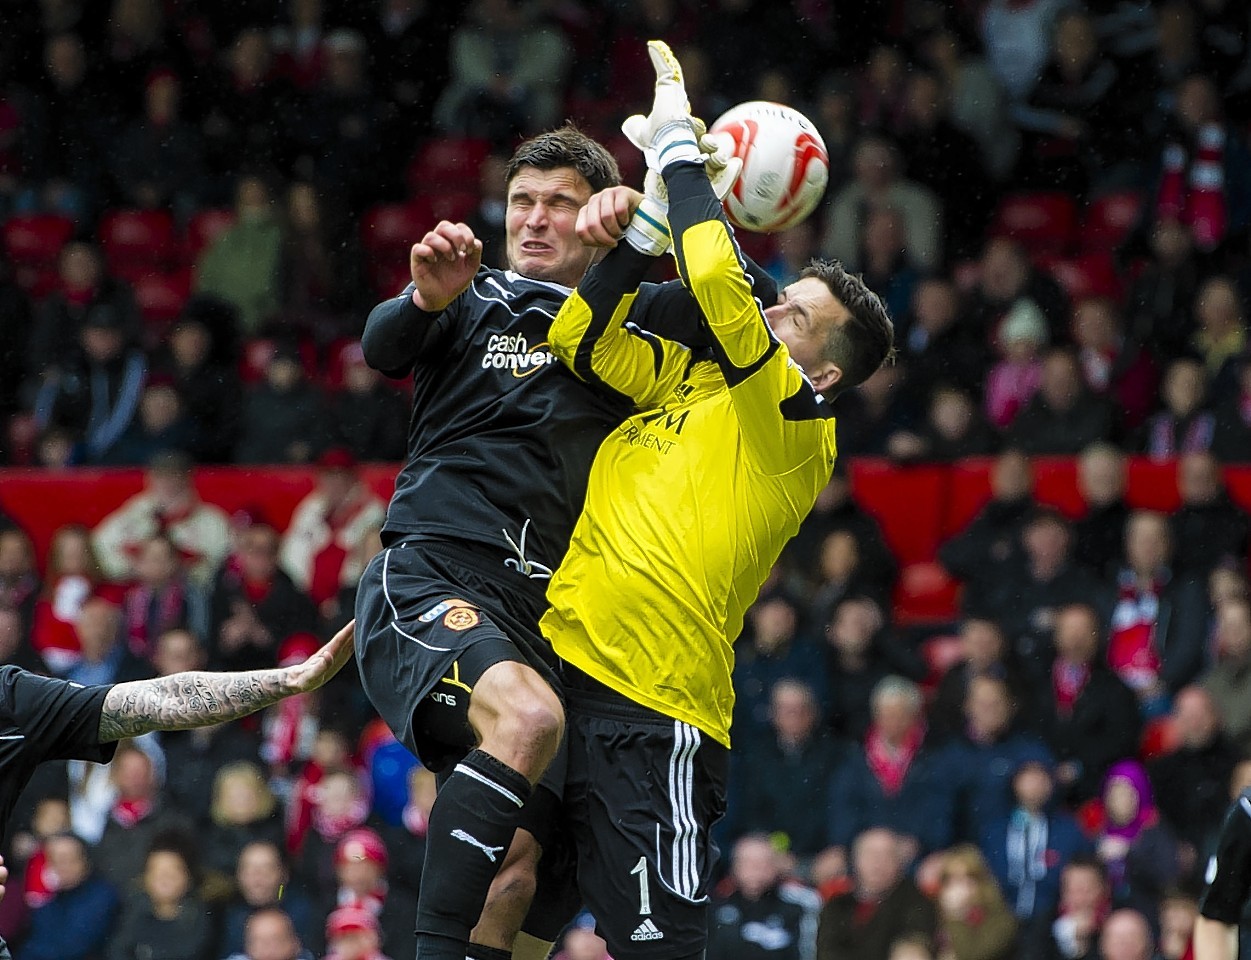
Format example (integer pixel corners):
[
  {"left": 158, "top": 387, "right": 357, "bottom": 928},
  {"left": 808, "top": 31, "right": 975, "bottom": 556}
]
[
  {"left": 0, "top": 621, "right": 355, "bottom": 960},
  {"left": 354, "top": 125, "right": 769, "bottom": 960},
  {"left": 1196, "top": 787, "right": 1251, "bottom": 959}
]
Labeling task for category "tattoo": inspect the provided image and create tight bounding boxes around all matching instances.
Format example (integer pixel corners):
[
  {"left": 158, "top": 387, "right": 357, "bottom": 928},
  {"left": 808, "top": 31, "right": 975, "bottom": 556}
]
[{"left": 98, "top": 669, "right": 293, "bottom": 742}]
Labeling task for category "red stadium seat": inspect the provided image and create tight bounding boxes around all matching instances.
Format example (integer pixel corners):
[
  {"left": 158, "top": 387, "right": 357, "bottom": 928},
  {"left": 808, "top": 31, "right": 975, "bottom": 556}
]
[
  {"left": 2, "top": 213, "right": 74, "bottom": 265},
  {"left": 850, "top": 461, "right": 947, "bottom": 566},
  {"left": 322, "top": 337, "right": 364, "bottom": 390},
  {"left": 132, "top": 269, "right": 192, "bottom": 326},
  {"left": 1037, "top": 251, "right": 1123, "bottom": 303},
  {"left": 895, "top": 563, "right": 962, "bottom": 626},
  {"left": 990, "top": 192, "right": 1078, "bottom": 254},
  {"left": 98, "top": 208, "right": 176, "bottom": 279},
  {"left": 185, "top": 208, "right": 236, "bottom": 261},
  {"left": 1080, "top": 191, "right": 1143, "bottom": 252},
  {"left": 406, "top": 136, "right": 491, "bottom": 193},
  {"left": 1139, "top": 716, "right": 1178, "bottom": 760},
  {"left": 942, "top": 457, "right": 994, "bottom": 540}
]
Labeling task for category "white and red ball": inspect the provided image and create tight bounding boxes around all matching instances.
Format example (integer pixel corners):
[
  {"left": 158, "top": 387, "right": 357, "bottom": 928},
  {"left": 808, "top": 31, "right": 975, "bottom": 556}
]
[{"left": 709, "top": 101, "right": 829, "bottom": 234}]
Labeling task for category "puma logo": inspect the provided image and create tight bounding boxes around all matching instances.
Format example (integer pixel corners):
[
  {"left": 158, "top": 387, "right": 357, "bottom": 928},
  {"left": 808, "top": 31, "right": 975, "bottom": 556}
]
[{"left": 451, "top": 829, "right": 505, "bottom": 863}]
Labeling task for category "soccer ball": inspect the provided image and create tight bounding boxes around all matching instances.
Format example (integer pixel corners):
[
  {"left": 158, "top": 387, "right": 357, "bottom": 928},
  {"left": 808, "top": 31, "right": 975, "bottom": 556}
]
[{"left": 709, "top": 101, "right": 830, "bottom": 234}]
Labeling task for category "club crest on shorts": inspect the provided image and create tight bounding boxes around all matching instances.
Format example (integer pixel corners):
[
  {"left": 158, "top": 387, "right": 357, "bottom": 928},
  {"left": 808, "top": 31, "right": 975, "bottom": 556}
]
[
  {"left": 418, "top": 598, "right": 473, "bottom": 623},
  {"left": 444, "top": 607, "right": 480, "bottom": 631}
]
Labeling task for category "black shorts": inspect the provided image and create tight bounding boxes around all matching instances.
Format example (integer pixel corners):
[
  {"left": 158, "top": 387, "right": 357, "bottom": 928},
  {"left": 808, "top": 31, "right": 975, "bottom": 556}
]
[
  {"left": 354, "top": 539, "right": 564, "bottom": 788},
  {"left": 563, "top": 668, "right": 729, "bottom": 960}
]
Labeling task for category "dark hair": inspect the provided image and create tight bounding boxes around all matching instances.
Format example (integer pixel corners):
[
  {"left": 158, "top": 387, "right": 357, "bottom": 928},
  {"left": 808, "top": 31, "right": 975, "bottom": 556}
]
[
  {"left": 801, "top": 259, "right": 895, "bottom": 394},
  {"left": 504, "top": 124, "right": 621, "bottom": 194}
]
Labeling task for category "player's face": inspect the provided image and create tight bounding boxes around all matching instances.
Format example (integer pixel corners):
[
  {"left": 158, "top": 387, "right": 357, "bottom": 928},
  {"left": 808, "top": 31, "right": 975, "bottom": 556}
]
[
  {"left": 763, "top": 277, "right": 846, "bottom": 392},
  {"left": 505, "top": 166, "right": 595, "bottom": 288}
]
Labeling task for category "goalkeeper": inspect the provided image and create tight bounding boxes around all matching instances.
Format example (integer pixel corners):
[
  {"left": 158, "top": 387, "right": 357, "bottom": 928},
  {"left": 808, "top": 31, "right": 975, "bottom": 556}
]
[{"left": 539, "top": 41, "right": 895, "bottom": 960}]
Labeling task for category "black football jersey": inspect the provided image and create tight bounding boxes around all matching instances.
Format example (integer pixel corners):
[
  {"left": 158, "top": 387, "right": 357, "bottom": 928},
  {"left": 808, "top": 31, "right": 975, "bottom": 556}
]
[{"left": 1201, "top": 788, "right": 1251, "bottom": 923}]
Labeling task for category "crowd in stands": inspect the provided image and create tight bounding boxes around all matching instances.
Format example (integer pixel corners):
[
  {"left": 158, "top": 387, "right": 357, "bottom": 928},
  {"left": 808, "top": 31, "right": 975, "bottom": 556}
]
[{"left": 4, "top": 0, "right": 1251, "bottom": 958}]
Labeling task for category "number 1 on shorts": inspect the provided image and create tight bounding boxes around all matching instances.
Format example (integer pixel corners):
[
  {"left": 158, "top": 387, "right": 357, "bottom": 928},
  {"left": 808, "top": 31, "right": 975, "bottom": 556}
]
[{"left": 630, "top": 856, "right": 652, "bottom": 916}]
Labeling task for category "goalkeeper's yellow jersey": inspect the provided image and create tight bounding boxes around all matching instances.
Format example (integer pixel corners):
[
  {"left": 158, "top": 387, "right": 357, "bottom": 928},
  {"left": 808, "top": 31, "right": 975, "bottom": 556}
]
[{"left": 541, "top": 215, "right": 837, "bottom": 749}]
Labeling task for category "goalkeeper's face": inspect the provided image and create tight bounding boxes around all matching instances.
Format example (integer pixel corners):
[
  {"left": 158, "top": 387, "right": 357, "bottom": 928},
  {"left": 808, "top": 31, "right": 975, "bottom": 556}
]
[
  {"left": 763, "top": 277, "right": 847, "bottom": 393},
  {"left": 505, "top": 166, "right": 596, "bottom": 288}
]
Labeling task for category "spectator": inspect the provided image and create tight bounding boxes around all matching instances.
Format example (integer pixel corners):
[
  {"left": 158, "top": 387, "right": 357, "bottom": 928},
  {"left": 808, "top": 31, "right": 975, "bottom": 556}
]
[
  {"left": 1048, "top": 856, "right": 1111, "bottom": 960},
  {"left": 938, "top": 449, "right": 1036, "bottom": 592},
  {"left": 233, "top": 343, "right": 330, "bottom": 465},
  {"left": 1125, "top": 218, "right": 1201, "bottom": 366},
  {"left": 1097, "top": 908, "right": 1155, "bottom": 960},
  {"left": 109, "top": 68, "right": 204, "bottom": 216},
  {"left": 119, "top": 534, "right": 207, "bottom": 659},
  {"left": 897, "top": 277, "right": 989, "bottom": 407},
  {"left": 30, "top": 524, "right": 114, "bottom": 671},
  {"left": 153, "top": 313, "right": 242, "bottom": 463},
  {"left": 733, "top": 592, "right": 827, "bottom": 738},
  {"left": 0, "top": 526, "right": 38, "bottom": 634},
  {"left": 964, "top": 237, "right": 1069, "bottom": 345},
  {"left": 1212, "top": 352, "right": 1251, "bottom": 461},
  {"left": 810, "top": 531, "right": 888, "bottom": 624},
  {"left": 1073, "top": 444, "right": 1130, "bottom": 580},
  {"left": 553, "top": 922, "right": 609, "bottom": 960},
  {"left": 433, "top": 0, "right": 569, "bottom": 140},
  {"left": 732, "top": 680, "right": 845, "bottom": 863},
  {"left": 1139, "top": 357, "right": 1217, "bottom": 459},
  {"left": 92, "top": 450, "right": 231, "bottom": 585},
  {"left": 1157, "top": 891, "right": 1199, "bottom": 960},
  {"left": 858, "top": 205, "right": 921, "bottom": 322},
  {"left": 209, "top": 521, "right": 317, "bottom": 671},
  {"left": 891, "top": 383, "right": 999, "bottom": 463},
  {"left": 1071, "top": 298, "right": 1158, "bottom": 434},
  {"left": 65, "top": 596, "right": 152, "bottom": 687},
  {"left": 708, "top": 834, "right": 821, "bottom": 960},
  {"left": 328, "top": 340, "right": 409, "bottom": 464},
  {"left": 1192, "top": 276, "right": 1247, "bottom": 400},
  {"left": 855, "top": 45, "right": 909, "bottom": 133},
  {"left": 931, "top": 618, "right": 1032, "bottom": 743},
  {"left": 367, "top": 762, "right": 433, "bottom": 898},
  {"left": 0, "top": 606, "right": 48, "bottom": 673},
  {"left": 106, "top": 841, "right": 214, "bottom": 960},
  {"left": 101, "top": 378, "right": 201, "bottom": 468},
  {"left": 1088, "top": 761, "right": 1182, "bottom": 915},
  {"left": 324, "top": 906, "right": 391, "bottom": 960},
  {"left": 888, "top": 936, "right": 936, "bottom": 960},
  {"left": 783, "top": 463, "right": 897, "bottom": 601},
  {"left": 1007, "top": 348, "right": 1115, "bottom": 455},
  {"left": 20, "top": 833, "right": 119, "bottom": 960},
  {"left": 824, "top": 598, "right": 922, "bottom": 742},
  {"left": 1171, "top": 451, "right": 1250, "bottom": 578},
  {"left": 932, "top": 845, "right": 1016, "bottom": 960},
  {"left": 218, "top": 842, "right": 317, "bottom": 960},
  {"left": 939, "top": 675, "right": 1054, "bottom": 843},
  {"left": 980, "top": 758, "right": 1091, "bottom": 959},
  {"left": 1203, "top": 598, "right": 1251, "bottom": 752},
  {"left": 980, "top": 0, "right": 1069, "bottom": 102},
  {"left": 25, "top": 241, "right": 140, "bottom": 383},
  {"left": 279, "top": 448, "right": 386, "bottom": 622},
  {"left": 1152, "top": 74, "right": 1251, "bottom": 254},
  {"left": 816, "top": 827, "right": 938, "bottom": 960},
  {"left": 1038, "top": 604, "right": 1142, "bottom": 804},
  {"left": 195, "top": 174, "right": 286, "bottom": 335},
  {"left": 233, "top": 906, "right": 315, "bottom": 960},
  {"left": 203, "top": 762, "right": 285, "bottom": 881},
  {"left": 1107, "top": 511, "right": 1209, "bottom": 710},
  {"left": 295, "top": 769, "right": 371, "bottom": 896},
  {"left": 465, "top": 153, "right": 510, "bottom": 270},
  {"left": 829, "top": 677, "right": 954, "bottom": 857},
  {"left": 822, "top": 135, "right": 943, "bottom": 273},
  {"left": 323, "top": 828, "right": 416, "bottom": 960},
  {"left": 1147, "top": 686, "right": 1242, "bottom": 863},
  {"left": 971, "top": 508, "right": 1102, "bottom": 682},
  {"left": 984, "top": 299, "right": 1046, "bottom": 429},
  {"left": 33, "top": 304, "right": 148, "bottom": 464},
  {"left": 92, "top": 741, "right": 193, "bottom": 893}
]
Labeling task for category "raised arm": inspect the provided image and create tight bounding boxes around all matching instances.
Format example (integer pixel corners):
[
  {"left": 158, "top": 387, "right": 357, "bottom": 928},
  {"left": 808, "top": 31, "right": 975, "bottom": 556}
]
[{"left": 98, "top": 620, "right": 355, "bottom": 741}]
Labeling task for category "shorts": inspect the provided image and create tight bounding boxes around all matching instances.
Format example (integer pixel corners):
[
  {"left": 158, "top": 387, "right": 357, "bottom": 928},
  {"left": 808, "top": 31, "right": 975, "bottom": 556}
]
[
  {"left": 354, "top": 539, "right": 566, "bottom": 794},
  {"left": 563, "top": 667, "right": 729, "bottom": 960}
]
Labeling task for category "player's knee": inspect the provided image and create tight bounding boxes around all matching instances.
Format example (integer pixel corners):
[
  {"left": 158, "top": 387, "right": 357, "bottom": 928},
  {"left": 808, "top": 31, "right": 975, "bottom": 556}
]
[{"left": 502, "top": 693, "right": 563, "bottom": 757}]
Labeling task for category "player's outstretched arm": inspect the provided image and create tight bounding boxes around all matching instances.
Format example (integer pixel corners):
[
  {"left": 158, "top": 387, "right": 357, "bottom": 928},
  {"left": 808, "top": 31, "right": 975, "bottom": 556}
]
[{"left": 97, "top": 620, "right": 355, "bottom": 742}]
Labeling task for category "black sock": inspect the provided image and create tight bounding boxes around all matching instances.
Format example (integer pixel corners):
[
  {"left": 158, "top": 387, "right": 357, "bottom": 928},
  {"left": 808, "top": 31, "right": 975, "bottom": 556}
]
[
  {"left": 466, "top": 946, "right": 512, "bottom": 960},
  {"left": 415, "top": 749, "right": 533, "bottom": 960}
]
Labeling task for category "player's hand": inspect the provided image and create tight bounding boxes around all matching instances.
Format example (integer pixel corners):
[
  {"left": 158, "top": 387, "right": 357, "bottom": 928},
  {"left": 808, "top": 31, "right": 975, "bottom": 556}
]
[
  {"left": 621, "top": 40, "right": 696, "bottom": 162},
  {"left": 283, "top": 620, "right": 356, "bottom": 694},
  {"left": 410, "top": 221, "right": 483, "bottom": 313},
  {"left": 0, "top": 852, "right": 7, "bottom": 903},
  {"left": 577, "top": 187, "right": 642, "bottom": 248}
]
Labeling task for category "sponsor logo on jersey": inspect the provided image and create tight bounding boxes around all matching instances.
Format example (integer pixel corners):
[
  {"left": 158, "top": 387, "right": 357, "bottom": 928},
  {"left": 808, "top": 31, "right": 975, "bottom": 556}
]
[
  {"left": 428, "top": 691, "right": 457, "bottom": 706},
  {"left": 631, "top": 919, "right": 665, "bottom": 942},
  {"left": 616, "top": 407, "right": 689, "bottom": 454},
  {"left": 444, "top": 607, "right": 480, "bottom": 631},
  {"left": 481, "top": 333, "right": 555, "bottom": 378},
  {"left": 418, "top": 598, "right": 474, "bottom": 623}
]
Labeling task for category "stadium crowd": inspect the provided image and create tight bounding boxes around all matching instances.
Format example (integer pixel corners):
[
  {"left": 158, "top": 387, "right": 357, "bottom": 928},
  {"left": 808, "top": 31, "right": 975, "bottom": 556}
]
[{"left": 3, "top": 0, "right": 1251, "bottom": 958}]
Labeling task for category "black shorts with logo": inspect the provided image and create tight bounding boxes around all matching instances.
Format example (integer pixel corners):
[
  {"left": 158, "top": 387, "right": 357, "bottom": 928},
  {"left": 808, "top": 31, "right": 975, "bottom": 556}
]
[
  {"left": 562, "top": 667, "right": 729, "bottom": 960},
  {"left": 353, "top": 538, "right": 565, "bottom": 793}
]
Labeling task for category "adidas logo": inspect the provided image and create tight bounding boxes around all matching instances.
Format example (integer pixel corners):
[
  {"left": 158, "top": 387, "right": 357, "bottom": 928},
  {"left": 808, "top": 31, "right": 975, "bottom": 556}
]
[{"left": 631, "top": 919, "right": 664, "bottom": 942}]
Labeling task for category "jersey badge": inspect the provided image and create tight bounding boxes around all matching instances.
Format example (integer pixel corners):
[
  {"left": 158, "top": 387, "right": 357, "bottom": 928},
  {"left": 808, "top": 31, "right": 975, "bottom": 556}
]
[{"left": 444, "top": 608, "right": 481, "bottom": 631}]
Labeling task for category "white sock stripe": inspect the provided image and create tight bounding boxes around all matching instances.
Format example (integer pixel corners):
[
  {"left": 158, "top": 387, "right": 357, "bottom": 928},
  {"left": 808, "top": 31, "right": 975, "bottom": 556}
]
[
  {"left": 668, "top": 722, "right": 687, "bottom": 897},
  {"left": 454, "top": 763, "right": 525, "bottom": 809},
  {"left": 670, "top": 721, "right": 699, "bottom": 899},
  {"left": 681, "top": 723, "right": 701, "bottom": 897}
]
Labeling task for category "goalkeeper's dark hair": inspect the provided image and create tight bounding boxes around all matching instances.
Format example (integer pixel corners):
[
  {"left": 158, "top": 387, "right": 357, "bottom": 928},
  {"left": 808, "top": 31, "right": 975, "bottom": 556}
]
[
  {"left": 802, "top": 259, "right": 895, "bottom": 396},
  {"left": 505, "top": 124, "right": 621, "bottom": 193}
]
